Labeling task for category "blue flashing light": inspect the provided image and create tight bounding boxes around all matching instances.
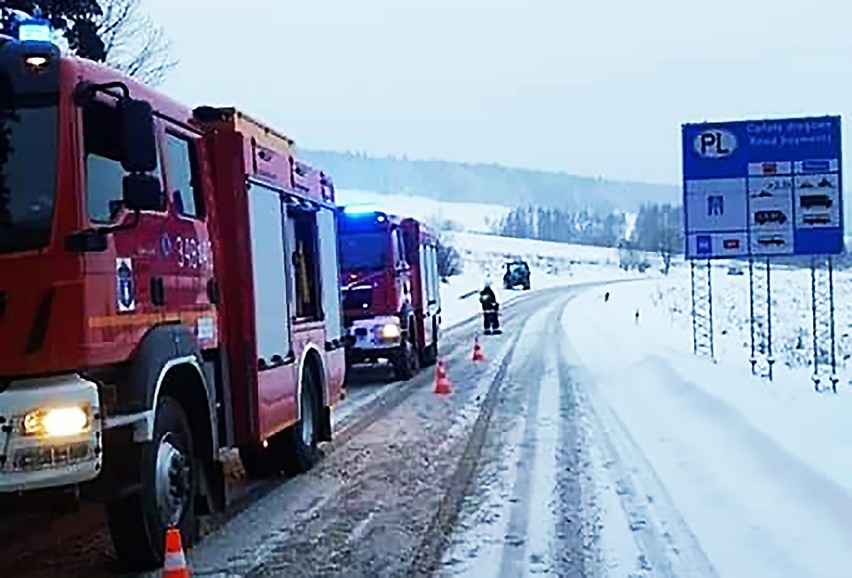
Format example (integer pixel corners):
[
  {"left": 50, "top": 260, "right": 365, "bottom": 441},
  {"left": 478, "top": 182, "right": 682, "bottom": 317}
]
[
  {"left": 342, "top": 204, "right": 383, "bottom": 216},
  {"left": 18, "top": 18, "right": 52, "bottom": 43}
]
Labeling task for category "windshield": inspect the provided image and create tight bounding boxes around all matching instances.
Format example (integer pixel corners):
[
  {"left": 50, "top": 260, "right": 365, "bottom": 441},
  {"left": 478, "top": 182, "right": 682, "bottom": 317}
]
[
  {"left": 339, "top": 232, "right": 387, "bottom": 271},
  {"left": 0, "top": 95, "right": 58, "bottom": 254}
]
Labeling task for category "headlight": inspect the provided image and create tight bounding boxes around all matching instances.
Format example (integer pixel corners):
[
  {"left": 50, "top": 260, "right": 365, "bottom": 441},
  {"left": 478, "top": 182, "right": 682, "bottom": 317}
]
[
  {"left": 24, "top": 55, "right": 49, "bottom": 70},
  {"left": 23, "top": 406, "right": 90, "bottom": 437},
  {"left": 379, "top": 323, "right": 401, "bottom": 340}
]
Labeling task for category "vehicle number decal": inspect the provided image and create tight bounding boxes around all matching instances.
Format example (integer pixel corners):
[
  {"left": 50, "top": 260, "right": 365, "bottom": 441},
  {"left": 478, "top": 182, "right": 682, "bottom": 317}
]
[{"left": 175, "top": 236, "right": 211, "bottom": 269}]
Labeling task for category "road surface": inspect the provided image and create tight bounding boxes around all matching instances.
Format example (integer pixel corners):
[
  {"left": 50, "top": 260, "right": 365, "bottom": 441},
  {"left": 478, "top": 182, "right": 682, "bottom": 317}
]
[{"left": 5, "top": 281, "right": 846, "bottom": 577}]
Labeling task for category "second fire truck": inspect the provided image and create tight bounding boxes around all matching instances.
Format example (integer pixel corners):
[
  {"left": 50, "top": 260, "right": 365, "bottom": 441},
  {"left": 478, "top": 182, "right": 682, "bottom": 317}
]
[{"left": 338, "top": 209, "right": 442, "bottom": 379}]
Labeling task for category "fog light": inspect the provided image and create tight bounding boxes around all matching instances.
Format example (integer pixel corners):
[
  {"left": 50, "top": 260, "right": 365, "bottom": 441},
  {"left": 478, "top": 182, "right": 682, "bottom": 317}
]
[{"left": 24, "top": 406, "right": 90, "bottom": 437}]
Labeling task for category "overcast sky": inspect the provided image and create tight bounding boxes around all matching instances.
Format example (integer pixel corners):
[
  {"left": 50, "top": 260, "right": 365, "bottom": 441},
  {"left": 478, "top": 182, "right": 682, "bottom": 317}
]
[{"left": 143, "top": 0, "right": 852, "bottom": 185}]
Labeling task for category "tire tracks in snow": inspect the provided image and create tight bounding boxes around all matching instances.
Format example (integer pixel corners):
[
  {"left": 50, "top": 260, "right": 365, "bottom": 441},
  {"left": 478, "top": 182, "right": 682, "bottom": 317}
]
[
  {"left": 408, "top": 325, "right": 522, "bottom": 576},
  {"left": 560, "top": 329, "right": 717, "bottom": 578},
  {"left": 496, "top": 326, "right": 547, "bottom": 577},
  {"left": 433, "top": 291, "right": 591, "bottom": 578},
  {"left": 498, "top": 298, "right": 589, "bottom": 577},
  {"left": 554, "top": 316, "right": 595, "bottom": 576}
]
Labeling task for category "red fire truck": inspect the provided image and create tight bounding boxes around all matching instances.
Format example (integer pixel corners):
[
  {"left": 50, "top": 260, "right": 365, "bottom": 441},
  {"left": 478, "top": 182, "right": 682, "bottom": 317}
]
[
  {"left": 338, "top": 210, "right": 441, "bottom": 379},
  {"left": 0, "top": 24, "right": 345, "bottom": 568}
]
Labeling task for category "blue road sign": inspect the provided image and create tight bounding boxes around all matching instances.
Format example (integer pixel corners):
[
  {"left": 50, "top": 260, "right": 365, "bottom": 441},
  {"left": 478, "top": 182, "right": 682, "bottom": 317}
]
[{"left": 682, "top": 116, "right": 843, "bottom": 259}]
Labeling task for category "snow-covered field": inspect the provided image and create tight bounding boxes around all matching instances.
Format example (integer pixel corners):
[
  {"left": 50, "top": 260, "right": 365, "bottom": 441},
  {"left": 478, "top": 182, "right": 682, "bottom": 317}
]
[
  {"left": 563, "top": 267, "right": 852, "bottom": 577},
  {"left": 633, "top": 259, "right": 852, "bottom": 378},
  {"left": 439, "top": 231, "right": 643, "bottom": 327},
  {"left": 336, "top": 188, "right": 510, "bottom": 233}
]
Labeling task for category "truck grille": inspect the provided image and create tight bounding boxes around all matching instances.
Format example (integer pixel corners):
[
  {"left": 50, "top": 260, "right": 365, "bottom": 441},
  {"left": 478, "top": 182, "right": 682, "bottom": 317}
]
[{"left": 344, "top": 287, "right": 372, "bottom": 312}]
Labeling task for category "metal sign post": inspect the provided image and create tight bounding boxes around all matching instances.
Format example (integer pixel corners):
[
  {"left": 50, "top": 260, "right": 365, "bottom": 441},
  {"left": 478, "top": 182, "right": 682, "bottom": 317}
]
[
  {"left": 682, "top": 116, "right": 843, "bottom": 385},
  {"left": 748, "top": 257, "right": 774, "bottom": 380},
  {"left": 690, "top": 260, "right": 715, "bottom": 358},
  {"left": 811, "top": 256, "right": 839, "bottom": 392}
]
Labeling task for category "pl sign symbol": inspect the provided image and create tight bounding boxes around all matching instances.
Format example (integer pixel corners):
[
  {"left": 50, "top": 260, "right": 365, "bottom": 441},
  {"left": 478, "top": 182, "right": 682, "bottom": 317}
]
[
  {"left": 694, "top": 129, "right": 738, "bottom": 159},
  {"left": 682, "top": 116, "right": 844, "bottom": 259}
]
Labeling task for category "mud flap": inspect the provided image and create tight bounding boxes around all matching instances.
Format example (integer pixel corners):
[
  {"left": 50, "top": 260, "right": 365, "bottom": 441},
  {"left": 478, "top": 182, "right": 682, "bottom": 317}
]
[
  {"left": 319, "top": 406, "right": 333, "bottom": 442},
  {"left": 198, "top": 458, "right": 226, "bottom": 514}
]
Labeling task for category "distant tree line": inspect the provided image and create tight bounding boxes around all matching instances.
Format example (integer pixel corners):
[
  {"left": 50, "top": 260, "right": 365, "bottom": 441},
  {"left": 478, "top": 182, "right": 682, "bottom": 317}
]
[
  {"left": 300, "top": 150, "right": 680, "bottom": 213},
  {"left": 631, "top": 203, "right": 684, "bottom": 275},
  {"left": 631, "top": 203, "right": 683, "bottom": 252},
  {"left": 492, "top": 202, "right": 685, "bottom": 274},
  {"left": 494, "top": 206, "right": 627, "bottom": 247}
]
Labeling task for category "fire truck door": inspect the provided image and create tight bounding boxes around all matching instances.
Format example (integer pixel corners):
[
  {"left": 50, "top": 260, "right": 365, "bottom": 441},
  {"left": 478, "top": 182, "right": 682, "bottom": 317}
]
[
  {"left": 317, "top": 207, "right": 343, "bottom": 345},
  {"left": 419, "top": 244, "right": 432, "bottom": 345}
]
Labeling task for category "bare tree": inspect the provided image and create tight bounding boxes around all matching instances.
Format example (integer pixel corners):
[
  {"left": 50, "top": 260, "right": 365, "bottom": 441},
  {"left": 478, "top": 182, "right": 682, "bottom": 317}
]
[
  {"left": 95, "top": 0, "right": 176, "bottom": 86},
  {"left": 436, "top": 237, "right": 463, "bottom": 280}
]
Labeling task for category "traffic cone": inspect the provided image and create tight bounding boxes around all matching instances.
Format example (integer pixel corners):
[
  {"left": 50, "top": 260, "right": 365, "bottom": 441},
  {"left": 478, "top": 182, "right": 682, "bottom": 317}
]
[
  {"left": 162, "top": 525, "right": 190, "bottom": 578},
  {"left": 471, "top": 337, "right": 485, "bottom": 363},
  {"left": 434, "top": 358, "right": 453, "bottom": 394}
]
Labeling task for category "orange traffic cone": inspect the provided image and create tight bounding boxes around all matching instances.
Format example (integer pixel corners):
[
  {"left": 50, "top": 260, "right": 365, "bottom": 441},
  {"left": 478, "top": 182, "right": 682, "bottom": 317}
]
[
  {"left": 434, "top": 358, "right": 453, "bottom": 394},
  {"left": 472, "top": 337, "right": 485, "bottom": 363},
  {"left": 162, "top": 525, "right": 190, "bottom": 578}
]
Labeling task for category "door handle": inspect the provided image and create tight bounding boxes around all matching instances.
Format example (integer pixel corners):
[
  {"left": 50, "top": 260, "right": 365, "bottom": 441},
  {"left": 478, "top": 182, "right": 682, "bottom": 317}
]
[{"left": 151, "top": 277, "right": 165, "bottom": 306}]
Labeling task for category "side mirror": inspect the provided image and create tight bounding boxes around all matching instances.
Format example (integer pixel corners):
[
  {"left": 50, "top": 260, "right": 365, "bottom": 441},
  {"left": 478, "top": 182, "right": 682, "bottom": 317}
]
[
  {"left": 119, "top": 98, "right": 158, "bottom": 173},
  {"left": 123, "top": 173, "right": 163, "bottom": 212},
  {"left": 65, "top": 228, "right": 108, "bottom": 253}
]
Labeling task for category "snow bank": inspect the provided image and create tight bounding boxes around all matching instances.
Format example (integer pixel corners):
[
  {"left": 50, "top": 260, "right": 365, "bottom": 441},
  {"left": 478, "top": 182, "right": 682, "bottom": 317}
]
[
  {"left": 566, "top": 278, "right": 852, "bottom": 493},
  {"left": 632, "top": 262, "right": 852, "bottom": 376},
  {"left": 563, "top": 280, "right": 852, "bottom": 576}
]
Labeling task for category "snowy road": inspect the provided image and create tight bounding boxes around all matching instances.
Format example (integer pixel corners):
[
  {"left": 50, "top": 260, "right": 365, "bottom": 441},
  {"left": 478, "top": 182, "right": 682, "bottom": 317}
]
[
  {"left": 3, "top": 281, "right": 852, "bottom": 577},
  {"left": 438, "top": 290, "right": 593, "bottom": 577}
]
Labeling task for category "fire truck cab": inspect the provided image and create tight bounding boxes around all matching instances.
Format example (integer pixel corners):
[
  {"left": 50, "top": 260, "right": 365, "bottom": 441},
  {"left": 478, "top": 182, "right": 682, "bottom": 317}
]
[{"left": 338, "top": 210, "right": 441, "bottom": 379}]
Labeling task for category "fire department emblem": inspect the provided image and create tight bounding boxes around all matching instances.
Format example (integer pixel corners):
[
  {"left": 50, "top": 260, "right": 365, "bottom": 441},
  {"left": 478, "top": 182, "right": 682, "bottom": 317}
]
[{"left": 116, "top": 258, "right": 136, "bottom": 313}]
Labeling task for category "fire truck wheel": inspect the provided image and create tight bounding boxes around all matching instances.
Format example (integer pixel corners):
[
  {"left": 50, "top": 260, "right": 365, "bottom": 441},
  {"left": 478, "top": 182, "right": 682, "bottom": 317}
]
[
  {"left": 238, "top": 443, "right": 278, "bottom": 479},
  {"left": 392, "top": 340, "right": 418, "bottom": 381},
  {"left": 423, "top": 318, "right": 439, "bottom": 366},
  {"left": 281, "top": 369, "right": 321, "bottom": 475},
  {"left": 107, "top": 396, "right": 197, "bottom": 570}
]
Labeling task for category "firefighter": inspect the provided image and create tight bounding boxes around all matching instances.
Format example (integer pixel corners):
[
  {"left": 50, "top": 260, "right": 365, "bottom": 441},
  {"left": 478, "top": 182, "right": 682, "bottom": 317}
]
[{"left": 479, "top": 281, "right": 501, "bottom": 335}]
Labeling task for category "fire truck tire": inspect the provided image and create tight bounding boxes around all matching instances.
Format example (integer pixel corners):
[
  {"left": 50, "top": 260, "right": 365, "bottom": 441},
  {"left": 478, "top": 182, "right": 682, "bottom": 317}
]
[
  {"left": 392, "top": 340, "right": 418, "bottom": 381},
  {"left": 106, "top": 396, "right": 198, "bottom": 570},
  {"left": 421, "top": 331, "right": 438, "bottom": 366},
  {"left": 281, "top": 369, "right": 321, "bottom": 475},
  {"left": 238, "top": 444, "right": 278, "bottom": 479}
]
